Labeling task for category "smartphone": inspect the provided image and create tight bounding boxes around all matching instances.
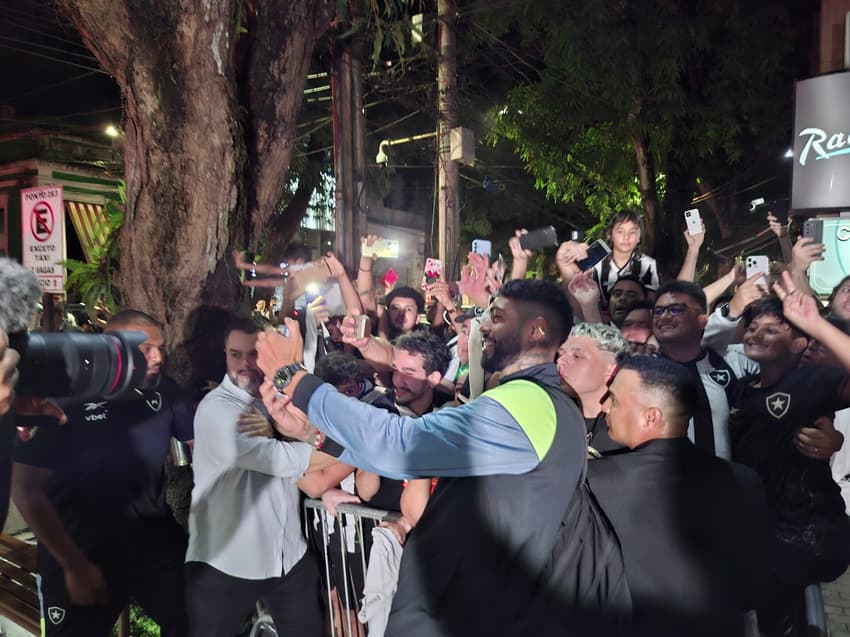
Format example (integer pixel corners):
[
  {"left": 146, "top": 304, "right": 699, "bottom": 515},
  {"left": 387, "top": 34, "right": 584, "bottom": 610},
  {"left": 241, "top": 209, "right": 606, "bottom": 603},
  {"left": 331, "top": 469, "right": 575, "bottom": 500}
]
[
  {"left": 362, "top": 238, "right": 399, "bottom": 259},
  {"left": 354, "top": 314, "right": 369, "bottom": 339},
  {"left": 802, "top": 218, "right": 823, "bottom": 244},
  {"left": 472, "top": 239, "right": 492, "bottom": 256},
  {"left": 519, "top": 226, "right": 558, "bottom": 251},
  {"left": 769, "top": 199, "right": 789, "bottom": 224},
  {"left": 745, "top": 255, "right": 770, "bottom": 284},
  {"left": 684, "top": 208, "right": 703, "bottom": 235},
  {"left": 576, "top": 239, "right": 612, "bottom": 271},
  {"left": 421, "top": 258, "right": 443, "bottom": 289},
  {"left": 382, "top": 267, "right": 399, "bottom": 289}
]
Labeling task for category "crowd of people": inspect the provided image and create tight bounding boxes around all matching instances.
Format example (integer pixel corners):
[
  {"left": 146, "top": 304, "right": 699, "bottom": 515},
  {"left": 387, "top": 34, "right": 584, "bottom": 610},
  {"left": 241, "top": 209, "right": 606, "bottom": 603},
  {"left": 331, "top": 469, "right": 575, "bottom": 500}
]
[{"left": 1, "top": 206, "right": 850, "bottom": 637}]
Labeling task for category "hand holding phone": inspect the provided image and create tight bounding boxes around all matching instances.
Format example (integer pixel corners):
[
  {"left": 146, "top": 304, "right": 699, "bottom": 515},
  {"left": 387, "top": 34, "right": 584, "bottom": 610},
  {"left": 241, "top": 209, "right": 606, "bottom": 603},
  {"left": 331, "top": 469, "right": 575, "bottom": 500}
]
[
  {"left": 472, "top": 239, "right": 492, "bottom": 256},
  {"left": 519, "top": 226, "right": 558, "bottom": 251},
  {"left": 575, "top": 240, "right": 612, "bottom": 271},
  {"left": 362, "top": 238, "right": 399, "bottom": 259},
  {"left": 802, "top": 218, "right": 823, "bottom": 245},
  {"left": 421, "top": 258, "right": 443, "bottom": 290},
  {"left": 745, "top": 255, "right": 770, "bottom": 286},
  {"left": 684, "top": 209, "right": 704, "bottom": 236}
]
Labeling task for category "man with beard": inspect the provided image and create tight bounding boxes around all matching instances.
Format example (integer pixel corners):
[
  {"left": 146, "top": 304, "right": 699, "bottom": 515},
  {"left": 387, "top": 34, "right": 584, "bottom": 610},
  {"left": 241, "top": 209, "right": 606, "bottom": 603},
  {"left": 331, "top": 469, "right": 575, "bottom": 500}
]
[
  {"left": 607, "top": 276, "right": 648, "bottom": 327},
  {"left": 256, "top": 279, "right": 631, "bottom": 637},
  {"left": 12, "top": 310, "right": 193, "bottom": 637},
  {"left": 184, "top": 317, "right": 325, "bottom": 637}
]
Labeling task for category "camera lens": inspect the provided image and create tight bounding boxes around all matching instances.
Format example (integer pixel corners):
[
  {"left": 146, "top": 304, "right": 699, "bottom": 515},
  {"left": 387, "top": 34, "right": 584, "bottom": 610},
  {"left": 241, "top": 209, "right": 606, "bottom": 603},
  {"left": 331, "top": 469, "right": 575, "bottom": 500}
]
[{"left": 15, "top": 331, "right": 149, "bottom": 399}]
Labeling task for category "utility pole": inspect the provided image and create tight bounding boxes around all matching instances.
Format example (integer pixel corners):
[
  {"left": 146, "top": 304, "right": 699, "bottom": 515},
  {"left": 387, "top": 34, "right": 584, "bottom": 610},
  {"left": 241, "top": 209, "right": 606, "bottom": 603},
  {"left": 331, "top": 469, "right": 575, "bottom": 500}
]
[
  {"left": 437, "top": 0, "right": 460, "bottom": 278},
  {"left": 331, "top": 38, "right": 368, "bottom": 271}
]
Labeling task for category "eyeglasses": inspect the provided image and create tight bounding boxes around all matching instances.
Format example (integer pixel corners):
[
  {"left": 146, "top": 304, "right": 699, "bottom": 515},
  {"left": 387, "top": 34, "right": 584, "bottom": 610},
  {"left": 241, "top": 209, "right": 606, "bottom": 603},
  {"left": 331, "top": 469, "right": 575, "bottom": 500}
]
[{"left": 651, "top": 303, "right": 700, "bottom": 317}]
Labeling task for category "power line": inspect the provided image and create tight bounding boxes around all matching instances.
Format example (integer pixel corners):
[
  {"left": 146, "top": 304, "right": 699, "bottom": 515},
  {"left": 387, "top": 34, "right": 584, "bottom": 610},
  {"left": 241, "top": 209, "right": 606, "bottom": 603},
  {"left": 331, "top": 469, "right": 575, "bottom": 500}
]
[
  {"left": 0, "top": 43, "right": 105, "bottom": 74},
  {"left": 0, "top": 13, "right": 92, "bottom": 52},
  {"left": 0, "top": 34, "right": 99, "bottom": 63},
  {"left": 1, "top": 70, "right": 99, "bottom": 101}
]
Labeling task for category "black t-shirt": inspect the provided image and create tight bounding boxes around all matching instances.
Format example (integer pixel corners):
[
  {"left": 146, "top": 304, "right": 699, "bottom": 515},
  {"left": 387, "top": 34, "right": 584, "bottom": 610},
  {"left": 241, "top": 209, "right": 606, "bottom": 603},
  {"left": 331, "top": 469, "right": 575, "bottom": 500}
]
[
  {"left": 14, "top": 376, "right": 194, "bottom": 548},
  {"left": 729, "top": 365, "right": 850, "bottom": 545},
  {"left": 585, "top": 413, "right": 626, "bottom": 456}
]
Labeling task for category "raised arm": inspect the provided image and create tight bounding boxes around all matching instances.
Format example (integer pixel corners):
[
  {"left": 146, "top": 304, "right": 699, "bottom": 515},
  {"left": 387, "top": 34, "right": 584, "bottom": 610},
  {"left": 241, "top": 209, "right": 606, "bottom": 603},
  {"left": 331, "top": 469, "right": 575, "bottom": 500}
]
[
  {"left": 324, "top": 252, "right": 363, "bottom": 316},
  {"left": 676, "top": 222, "right": 705, "bottom": 282},
  {"left": 357, "top": 235, "right": 380, "bottom": 313},
  {"left": 509, "top": 229, "right": 533, "bottom": 281}
]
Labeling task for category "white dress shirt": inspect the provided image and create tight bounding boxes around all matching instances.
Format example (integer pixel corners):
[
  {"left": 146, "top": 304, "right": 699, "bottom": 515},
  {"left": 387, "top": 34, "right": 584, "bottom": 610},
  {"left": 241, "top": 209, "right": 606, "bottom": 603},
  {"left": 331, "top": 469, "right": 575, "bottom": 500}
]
[{"left": 186, "top": 374, "right": 313, "bottom": 579}]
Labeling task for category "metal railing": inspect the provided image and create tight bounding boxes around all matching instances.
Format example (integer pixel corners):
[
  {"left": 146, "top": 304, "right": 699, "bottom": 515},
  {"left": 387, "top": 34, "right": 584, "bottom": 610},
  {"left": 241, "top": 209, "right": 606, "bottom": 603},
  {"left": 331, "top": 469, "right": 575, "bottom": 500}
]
[{"left": 302, "top": 499, "right": 400, "bottom": 637}]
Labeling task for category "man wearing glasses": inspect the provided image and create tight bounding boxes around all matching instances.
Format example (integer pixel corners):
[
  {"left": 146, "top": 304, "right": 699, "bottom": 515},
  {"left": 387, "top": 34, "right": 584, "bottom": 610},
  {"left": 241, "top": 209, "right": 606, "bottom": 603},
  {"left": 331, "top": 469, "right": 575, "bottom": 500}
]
[{"left": 651, "top": 280, "right": 842, "bottom": 462}]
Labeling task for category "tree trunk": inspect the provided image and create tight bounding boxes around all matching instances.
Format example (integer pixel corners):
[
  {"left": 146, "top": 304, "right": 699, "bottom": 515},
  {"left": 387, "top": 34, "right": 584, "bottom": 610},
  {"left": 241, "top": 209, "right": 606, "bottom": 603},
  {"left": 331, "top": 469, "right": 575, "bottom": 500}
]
[
  {"left": 630, "top": 131, "right": 661, "bottom": 255},
  {"left": 56, "top": 0, "right": 333, "bottom": 382}
]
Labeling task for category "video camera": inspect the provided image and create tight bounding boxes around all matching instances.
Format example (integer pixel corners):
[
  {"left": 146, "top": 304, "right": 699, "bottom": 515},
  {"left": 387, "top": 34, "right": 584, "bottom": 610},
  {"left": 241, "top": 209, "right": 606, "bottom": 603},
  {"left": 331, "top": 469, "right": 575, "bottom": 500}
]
[
  {"left": 10, "top": 330, "right": 149, "bottom": 399},
  {"left": 1, "top": 257, "right": 149, "bottom": 400}
]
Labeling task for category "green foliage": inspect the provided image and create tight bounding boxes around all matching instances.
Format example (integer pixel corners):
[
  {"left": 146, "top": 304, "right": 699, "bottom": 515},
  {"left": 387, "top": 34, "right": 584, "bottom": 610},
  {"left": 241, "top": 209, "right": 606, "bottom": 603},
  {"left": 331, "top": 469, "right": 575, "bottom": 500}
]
[
  {"left": 63, "top": 184, "right": 125, "bottom": 321},
  {"left": 109, "top": 605, "right": 160, "bottom": 637},
  {"left": 484, "top": 0, "right": 796, "bottom": 233}
]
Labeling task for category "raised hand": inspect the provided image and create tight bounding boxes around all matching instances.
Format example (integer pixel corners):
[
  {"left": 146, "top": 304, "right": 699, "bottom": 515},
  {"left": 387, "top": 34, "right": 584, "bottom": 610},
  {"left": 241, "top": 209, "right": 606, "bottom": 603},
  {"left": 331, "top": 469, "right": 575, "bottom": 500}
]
[
  {"left": 256, "top": 319, "right": 303, "bottom": 378},
  {"left": 323, "top": 252, "right": 347, "bottom": 279},
  {"left": 568, "top": 270, "right": 600, "bottom": 307},
  {"left": 555, "top": 240, "right": 588, "bottom": 276},
  {"left": 340, "top": 310, "right": 372, "bottom": 350},
  {"left": 790, "top": 236, "right": 825, "bottom": 273},
  {"left": 427, "top": 281, "right": 454, "bottom": 309},
  {"left": 509, "top": 229, "right": 533, "bottom": 262},
  {"left": 458, "top": 252, "right": 491, "bottom": 308},
  {"left": 767, "top": 212, "right": 789, "bottom": 238},
  {"left": 361, "top": 234, "right": 382, "bottom": 262},
  {"left": 728, "top": 271, "right": 771, "bottom": 319},
  {"left": 772, "top": 270, "right": 821, "bottom": 331},
  {"left": 683, "top": 223, "right": 705, "bottom": 249}
]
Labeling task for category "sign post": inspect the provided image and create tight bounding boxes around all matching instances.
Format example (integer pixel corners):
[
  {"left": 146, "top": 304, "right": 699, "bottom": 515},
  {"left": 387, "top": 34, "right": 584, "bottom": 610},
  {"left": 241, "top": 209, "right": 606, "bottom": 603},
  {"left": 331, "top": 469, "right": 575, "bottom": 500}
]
[{"left": 20, "top": 185, "right": 65, "bottom": 294}]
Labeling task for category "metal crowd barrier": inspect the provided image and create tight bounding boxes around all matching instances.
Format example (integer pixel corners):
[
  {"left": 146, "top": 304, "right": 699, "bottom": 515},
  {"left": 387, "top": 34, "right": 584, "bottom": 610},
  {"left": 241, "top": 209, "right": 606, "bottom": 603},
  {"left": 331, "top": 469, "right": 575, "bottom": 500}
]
[
  {"left": 742, "top": 583, "right": 828, "bottom": 637},
  {"left": 302, "top": 498, "right": 400, "bottom": 637}
]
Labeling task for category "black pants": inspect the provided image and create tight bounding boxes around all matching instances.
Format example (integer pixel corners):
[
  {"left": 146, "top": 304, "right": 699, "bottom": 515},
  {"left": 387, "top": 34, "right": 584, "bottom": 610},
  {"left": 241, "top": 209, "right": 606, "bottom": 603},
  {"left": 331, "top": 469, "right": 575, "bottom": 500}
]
[
  {"left": 36, "top": 526, "right": 188, "bottom": 637},
  {"left": 185, "top": 553, "right": 323, "bottom": 637}
]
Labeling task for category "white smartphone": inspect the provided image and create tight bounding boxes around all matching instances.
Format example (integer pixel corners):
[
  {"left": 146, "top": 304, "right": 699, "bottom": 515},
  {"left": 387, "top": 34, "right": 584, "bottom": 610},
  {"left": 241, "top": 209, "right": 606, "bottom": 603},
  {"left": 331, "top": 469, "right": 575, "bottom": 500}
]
[
  {"left": 745, "top": 255, "right": 770, "bottom": 284},
  {"left": 362, "top": 238, "right": 399, "bottom": 259},
  {"left": 472, "top": 239, "right": 492, "bottom": 256},
  {"left": 684, "top": 208, "right": 703, "bottom": 235}
]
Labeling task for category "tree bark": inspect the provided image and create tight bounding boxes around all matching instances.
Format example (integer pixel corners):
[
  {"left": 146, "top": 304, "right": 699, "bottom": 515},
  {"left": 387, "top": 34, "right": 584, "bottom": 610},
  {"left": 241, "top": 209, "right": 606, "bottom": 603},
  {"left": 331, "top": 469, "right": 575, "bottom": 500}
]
[
  {"left": 630, "top": 131, "right": 660, "bottom": 254},
  {"left": 56, "top": 0, "right": 333, "bottom": 381}
]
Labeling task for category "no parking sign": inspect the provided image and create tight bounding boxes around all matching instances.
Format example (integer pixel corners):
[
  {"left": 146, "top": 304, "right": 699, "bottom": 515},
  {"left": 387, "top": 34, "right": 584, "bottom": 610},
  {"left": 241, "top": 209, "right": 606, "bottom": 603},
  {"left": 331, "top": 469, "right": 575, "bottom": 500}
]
[{"left": 21, "top": 185, "right": 66, "bottom": 293}]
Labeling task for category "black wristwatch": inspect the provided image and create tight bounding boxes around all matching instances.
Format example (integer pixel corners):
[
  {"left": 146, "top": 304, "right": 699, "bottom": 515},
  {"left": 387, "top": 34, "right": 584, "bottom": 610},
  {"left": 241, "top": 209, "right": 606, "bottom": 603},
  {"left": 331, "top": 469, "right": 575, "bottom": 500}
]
[
  {"left": 720, "top": 303, "right": 740, "bottom": 321},
  {"left": 272, "top": 363, "right": 307, "bottom": 392}
]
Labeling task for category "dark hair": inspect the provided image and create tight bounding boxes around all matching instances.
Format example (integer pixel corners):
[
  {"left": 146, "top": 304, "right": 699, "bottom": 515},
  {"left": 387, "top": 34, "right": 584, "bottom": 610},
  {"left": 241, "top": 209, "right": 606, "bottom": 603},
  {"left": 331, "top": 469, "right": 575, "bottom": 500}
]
[
  {"left": 107, "top": 309, "right": 162, "bottom": 331},
  {"left": 282, "top": 242, "right": 313, "bottom": 264},
  {"left": 498, "top": 278, "right": 574, "bottom": 347},
  {"left": 828, "top": 275, "right": 850, "bottom": 309},
  {"left": 825, "top": 314, "right": 850, "bottom": 336},
  {"left": 606, "top": 209, "right": 643, "bottom": 233},
  {"left": 621, "top": 299, "right": 654, "bottom": 316},
  {"left": 393, "top": 331, "right": 451, "bottom": 376},
  {"left": 743, "top": 297, "right": 807, "bottom": 339},
  {"left": 385, "top": 286, "right": 425, "bottom": 315},
  {"left": 315, "top": 351, "right": 368, "bottom": 387},
  {"left": 615, "top": 353, "right": 698, "bottom": 419},
  {"left": 655, "top": 280, "right": 707, "bottom": 313},
  {"left": 611, "top": 275, "right": 648, "bottom": 296},
  {"left": 224, "top": 315, "right": 263, "bottom": 343}
]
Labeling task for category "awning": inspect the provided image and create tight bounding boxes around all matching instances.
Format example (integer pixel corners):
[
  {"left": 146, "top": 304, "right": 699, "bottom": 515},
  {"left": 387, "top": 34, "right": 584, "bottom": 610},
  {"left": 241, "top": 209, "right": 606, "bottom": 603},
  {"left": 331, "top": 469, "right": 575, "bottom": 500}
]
[{"left": 65, "top": 201, "right": 109, "bottom": 262}]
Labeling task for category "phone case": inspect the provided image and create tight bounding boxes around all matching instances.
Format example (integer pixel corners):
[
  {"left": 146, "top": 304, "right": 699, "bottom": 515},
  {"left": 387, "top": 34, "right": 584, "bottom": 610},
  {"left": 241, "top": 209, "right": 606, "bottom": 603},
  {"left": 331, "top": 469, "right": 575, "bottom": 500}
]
[
  {"left": 519, "top": 226, "right": 558, "bottom": 251},
  {"left": 472, "top": 239, "right": 492, "bottom": 256},
  {"left": 802, "top": 219, "right": 823, "bottom": 244},
  {"left": 576, "top": 240, "right": 612, "bottom": 271},
  {"left": 362, "top": 239, "right": 399, "bottom": 259},
  {"left": 745, "top": 255, "right": 770, "bottom": 281},
  {"left": 354, "top": 315, "right": 369, "bottom": 339},
  {"left": 421, "top": 258, "right": 443, "bottom": 289},
  {"left": 684, "top": 209, "right": 703, "bottom": 235}
]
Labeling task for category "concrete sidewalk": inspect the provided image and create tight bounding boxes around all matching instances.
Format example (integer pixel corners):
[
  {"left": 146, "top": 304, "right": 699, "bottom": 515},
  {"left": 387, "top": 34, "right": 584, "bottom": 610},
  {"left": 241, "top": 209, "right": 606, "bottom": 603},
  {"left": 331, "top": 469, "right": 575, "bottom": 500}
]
[{"left": 824, "top": 570, "right": 850, "bottom": 636}]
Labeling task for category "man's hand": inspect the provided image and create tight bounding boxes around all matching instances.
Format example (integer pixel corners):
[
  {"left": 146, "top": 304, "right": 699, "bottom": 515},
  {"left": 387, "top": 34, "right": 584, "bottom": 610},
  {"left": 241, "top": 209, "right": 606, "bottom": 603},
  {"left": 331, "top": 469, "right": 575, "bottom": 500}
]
[
  {"left": 568, "top": 271, "right": 601, "bottom": 307},
  {"left": 789, "top": 236, "right": 824, "bottom": 274},
  {"left": 64, "top": 558, "right": 109, "bottom": 606},
  {"left": 509, "top": 229, "right": 533, "bottom": 264},
  {"left": 555, "top": 241, "right": 588, "bottom": 278},
  {"left": 426, "top": 281, "right": 454, "bottom": 309},
  {"left": 379, "top": 517, "right": 414, "bottom": 546},
  {"left": 321, "top": 488, "right": 361, "bottom": 516},
  {"left": 237, "top": 409, "right": 274, "bottom": 439},
  {"left": 458, "top": 252, "right": 490, "bottom": 308},
  {"left": 0, "top": 329, "right": 20, "bottom": 416},
  {"left": 361, "top": 234, "right": 382, "bottom": 262},
  {"left": 256, "top": 319, "right": 303, "bottom": 379},
  {"left": 795, "top": 416, "right": 843, "bottom": 460},
  {"left": 683, "top": 224, "right": 705, "bottom": 250},
  {"left": 259, "top": 381, "right": 313, "bottom": 440},
  {"left": 727, "top": 271, "right": 771, "bottom": 319},
  {"left": 773, "top": 270, "right": 822, "bottom": 332},
  {"left": 324, "top": 252, "right": 347, "bottom": 279},
  {"left": 767, "top": 212, "right": 789, "bottom": 238},
  {"left": 340, "top": 311, "right": 372, "bottom": 350}
]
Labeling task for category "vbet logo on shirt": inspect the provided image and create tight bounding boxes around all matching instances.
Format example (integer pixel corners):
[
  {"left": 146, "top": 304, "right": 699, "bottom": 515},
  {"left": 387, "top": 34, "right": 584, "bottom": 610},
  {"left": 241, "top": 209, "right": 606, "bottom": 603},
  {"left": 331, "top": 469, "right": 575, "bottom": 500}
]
[{"left": 83, "top": 401, "right": 108, "bottom": 422}]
